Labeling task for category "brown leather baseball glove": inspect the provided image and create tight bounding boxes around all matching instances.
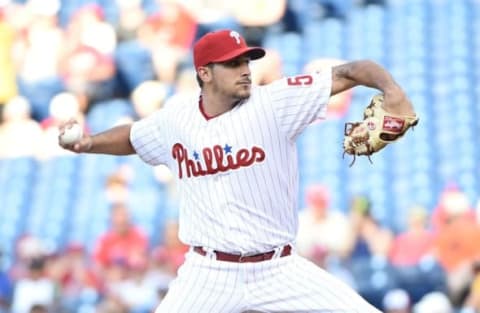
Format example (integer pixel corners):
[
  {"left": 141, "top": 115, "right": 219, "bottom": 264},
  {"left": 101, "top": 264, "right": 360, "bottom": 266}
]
[{"left": 343, "top": 93, "right": 418, "bottom": 166}]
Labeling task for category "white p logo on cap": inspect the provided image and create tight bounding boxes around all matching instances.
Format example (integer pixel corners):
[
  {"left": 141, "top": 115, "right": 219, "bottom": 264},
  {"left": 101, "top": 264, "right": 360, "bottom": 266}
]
[{"left": 230, "top": 31, "right": 241, "bottom": 44}]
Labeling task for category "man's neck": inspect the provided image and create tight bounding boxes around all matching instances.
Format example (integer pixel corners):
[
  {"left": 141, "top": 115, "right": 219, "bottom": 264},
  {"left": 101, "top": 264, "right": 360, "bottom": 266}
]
[{"left": 201, "top": 90, "right": 239, "bottom": 118}]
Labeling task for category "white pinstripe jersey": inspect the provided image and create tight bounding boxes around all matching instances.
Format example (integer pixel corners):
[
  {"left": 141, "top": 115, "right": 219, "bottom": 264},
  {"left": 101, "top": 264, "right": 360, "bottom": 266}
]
[{"left": 130, "top": 69, "right": 332, "bottom": 254}]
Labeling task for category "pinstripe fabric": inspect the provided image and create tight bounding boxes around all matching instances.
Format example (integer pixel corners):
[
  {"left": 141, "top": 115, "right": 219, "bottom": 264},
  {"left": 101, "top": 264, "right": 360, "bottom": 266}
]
[
  {"left": 244, "top": 254, "right": 380, "bottom": 312},
  {"left": 155, "top": 251, "right": 246, "bottom": 313},
  {"left": 131, "top": 69, "right": 380, "bottom": 312},
  {"left": 130, "top": 70, "right": 332, "bottom": 254},
  {"left": 155, "top": 251, "right": 381, "bottom": 313}
]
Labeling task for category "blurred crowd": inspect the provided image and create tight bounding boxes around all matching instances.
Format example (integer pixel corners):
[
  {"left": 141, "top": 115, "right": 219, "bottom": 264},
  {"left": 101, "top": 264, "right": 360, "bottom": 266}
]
[
  {"left": 297, "top": 184, "right": 480, "bottom": 313},
  {"left": 0, "top": 0, "right": 479, "bottom": 312},
  {"left": 0, "top": 0, "right": 384, "bottom": 155},
  {"left": 1, "top": 179, "right": 480, "bottom": 313}
]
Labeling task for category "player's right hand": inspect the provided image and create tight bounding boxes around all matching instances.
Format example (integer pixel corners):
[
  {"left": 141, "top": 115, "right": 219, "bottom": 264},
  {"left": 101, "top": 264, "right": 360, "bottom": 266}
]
[{"left": 58, "top": 119, "right": 93, "bottom": 153}]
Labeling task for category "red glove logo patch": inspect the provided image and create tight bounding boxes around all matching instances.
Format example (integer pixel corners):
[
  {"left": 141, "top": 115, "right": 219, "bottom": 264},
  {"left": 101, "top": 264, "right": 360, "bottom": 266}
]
[{"left": 383, "top": 116, "right": 405, "bottom": 133}]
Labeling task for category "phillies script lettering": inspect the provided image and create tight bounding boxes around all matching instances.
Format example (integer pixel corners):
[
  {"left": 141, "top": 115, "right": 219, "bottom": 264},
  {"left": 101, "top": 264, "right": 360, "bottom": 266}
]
[{"left": 172, "top": 143, "right": 266, "bottom": 178}]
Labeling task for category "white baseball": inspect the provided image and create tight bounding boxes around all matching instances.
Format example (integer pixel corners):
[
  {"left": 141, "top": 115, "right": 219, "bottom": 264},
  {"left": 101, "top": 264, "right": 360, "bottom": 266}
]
[{"left": 60, "top": 123, "right": 83, "bottom": 145}]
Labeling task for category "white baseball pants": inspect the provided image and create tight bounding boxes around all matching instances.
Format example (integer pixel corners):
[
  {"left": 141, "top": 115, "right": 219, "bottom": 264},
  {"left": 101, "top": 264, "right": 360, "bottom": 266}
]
[{"left": 155, "top": 249, "right": 382, "bottom": 313}]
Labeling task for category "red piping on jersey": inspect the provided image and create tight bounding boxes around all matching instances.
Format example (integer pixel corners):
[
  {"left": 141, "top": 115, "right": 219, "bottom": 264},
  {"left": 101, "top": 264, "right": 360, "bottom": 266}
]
[{"left": 199, "top": 96, "right": 217, "bottom": 120}]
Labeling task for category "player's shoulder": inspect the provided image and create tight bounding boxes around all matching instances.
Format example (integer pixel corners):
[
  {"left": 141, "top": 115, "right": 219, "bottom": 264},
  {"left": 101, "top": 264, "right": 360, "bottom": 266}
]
[
  {"left": 250, "top": 76, "right": 293, "bottom": 100},
  {"left": 250, "top": 78, "right": 285, "bottom": 95},
  {"left": 254, "top": 69, "right": 332, "bottom": 93}
]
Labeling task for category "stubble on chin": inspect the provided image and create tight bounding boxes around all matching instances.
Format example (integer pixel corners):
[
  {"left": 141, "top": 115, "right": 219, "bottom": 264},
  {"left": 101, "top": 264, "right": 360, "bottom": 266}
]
[{"left": 235, "top": 85, "right": 251, "bottom": 100}]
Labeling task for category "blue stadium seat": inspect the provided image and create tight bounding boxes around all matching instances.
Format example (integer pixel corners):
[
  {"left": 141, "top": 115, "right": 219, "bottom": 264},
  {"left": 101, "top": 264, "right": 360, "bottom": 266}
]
[
  {"left": 348, "top": 256, "right": 398, "bottom": 309},
  {"left": 115, "top": 41, "right": 156, "bottom": 92},
  {"left": 16, "top": 77, "right": 65, "bottom": 121},
  {"left": 86, "top": 99, "right": 135, "bottom": 133}
]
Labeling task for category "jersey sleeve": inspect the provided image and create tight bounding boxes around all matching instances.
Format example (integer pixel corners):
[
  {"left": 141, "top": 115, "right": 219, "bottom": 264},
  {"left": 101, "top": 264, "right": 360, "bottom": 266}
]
[
  {"left": 265, "top": 68, "right": 332, "bottom": 141},
  {"left": 130, "top": 108, "right": 170, "bottom": 166}
]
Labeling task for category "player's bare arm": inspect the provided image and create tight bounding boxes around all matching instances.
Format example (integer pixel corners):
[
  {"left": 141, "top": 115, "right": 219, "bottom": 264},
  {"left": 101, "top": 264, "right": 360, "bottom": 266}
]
[
  {"left": 58, "top": 120, "right": 135, "bottom": 155},
  {"left": 331, "top": 60, "right": 416, "bottom": 116}
]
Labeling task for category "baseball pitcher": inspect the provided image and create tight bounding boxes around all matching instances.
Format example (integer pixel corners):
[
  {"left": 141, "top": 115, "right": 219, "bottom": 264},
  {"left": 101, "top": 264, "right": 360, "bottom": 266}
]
[{"left": 59, "top": 29, "right": 417, "bottom": 312}]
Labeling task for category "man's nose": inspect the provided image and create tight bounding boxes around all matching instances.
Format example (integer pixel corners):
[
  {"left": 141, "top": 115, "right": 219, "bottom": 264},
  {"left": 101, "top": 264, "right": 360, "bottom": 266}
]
[{"left": 240, "top": 63, "right": 251, "bottom": 76}]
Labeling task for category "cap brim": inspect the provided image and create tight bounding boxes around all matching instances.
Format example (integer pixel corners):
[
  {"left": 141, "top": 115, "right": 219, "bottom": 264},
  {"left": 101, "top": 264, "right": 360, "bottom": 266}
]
[{"left": 212, "top": 47, "right": 266, "bottom": 63}]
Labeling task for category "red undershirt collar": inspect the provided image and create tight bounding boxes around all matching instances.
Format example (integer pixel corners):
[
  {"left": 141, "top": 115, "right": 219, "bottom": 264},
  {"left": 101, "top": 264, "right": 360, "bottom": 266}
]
[{"left": 199, "top": 95, "right": 216, "bottom": 120}]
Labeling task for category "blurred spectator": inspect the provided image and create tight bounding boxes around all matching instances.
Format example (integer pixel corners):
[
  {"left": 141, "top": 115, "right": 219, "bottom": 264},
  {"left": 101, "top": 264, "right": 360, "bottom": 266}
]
[
  {"left": 231, "top": 0, "right": 287, "bottom": 46},
  {"left": 11, "top": 257, "right": 57, "bottom": 313},
  {"left": 180, "top": 0, "right": 238, "bottom": 39},
  {"left": 114, "top": 0, "right": 148, "bottom": 42},
  {"left": 148, "top": 1, "right": 197, "bottom": 51},
  {"left": 12, "top": 0, "right": 62, "bottom": 83},
  {"left": 431, "top": 186, "right": 476, "bottom": 232},
  {"left": 250, "top": 49, "right": 283, "bottom": 86},
  {"left": 10, "top": 0, "right": 65, "bottom": 120},
  {"left": 104, "top": 166, "right": 132, "bottom": 206},
  {"left": 131, "top": 80, "right": 168, "bottom": 119},
  {"left": 107, "top": 253, "right": 158, "bottom": 313},
  {"left": 0, "top": 96, "right": 43, "bottom": 158},
  {"left": 296, "top": 184, "right": 353, "bottom": 260},
  {"left": 139, "top": 221, "right": 188, "bottom": 305},
  {"left": 232, "top": 0, "right": 286, "bottom": 28},
  {"left": 41, "top": 91, "right": 87, "bottom": 129},
  {"left": 60, "top": 4, "right": 118, "bottom": 104},
  {"left": 138, "top": 1, "right": 197, "bottom": 84},
  {"left": 48, "top": 244, "right": 100, "bottom": 312},
  {"left": 347, "top": 195, "right": 393, "bottom": 260},
  {"left": 432, "top": 189, "right": 480, "bottom": 306},
  {"left": 172, "top": 66, "right": 198, "bottom": 95},
  {"left": 153, "top": 163, "right": 175, "bottom": 191},
  {"left": 63, "top": 4, "right": 116, "bottom": 56},
  {"left": 150, "top": 221, "right": 188, "bottom": 275},
  {"left": 115, "top": 39, "right": 156, "bottom": 95},
  {"left": 383, "top": 288, "right": 411, "bottom": 313},
  {"left": 413, "top": 291, "right": 453, "bottom": 313},
  {"left": 163, "top": 220, "right": 187, "bottom": 272},
  {"left": 38, "top": 91, "right": 87, "bottom": 159},
  {"left": 307, "top": 244, "right": 357, "bottom": 289},
  {"left": 99, "top": 258, "right": 129, "bottom": 309},
  {"left": 9, "top": 235, "right": 48, "bottom": 282},
  {"left": 60, "top": 45, "right": 117, "bottom": 105},
  {"left": 93, "top": 203, "right": 149, "bottom": 273},
  {"left": 389, "top": 205, "right": 435, "bottom": 267},
  {"left": 0, "top": 8, "right": 17, "bottom": 107},
  {"left": 145, "top": 247, "right": 175, "bottom": 302},
  {"left": 95, "top": 295, "right": 128, "bottom": 313}
]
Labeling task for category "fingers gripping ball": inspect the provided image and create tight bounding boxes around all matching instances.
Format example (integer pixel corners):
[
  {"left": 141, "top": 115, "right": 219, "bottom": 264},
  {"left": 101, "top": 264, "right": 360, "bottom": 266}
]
[
  {"left": 60, "top": 123, "right": 83, "bottom": 145},
  {"left": 343, "top": 94, "right": 418, "bottom": 166}
]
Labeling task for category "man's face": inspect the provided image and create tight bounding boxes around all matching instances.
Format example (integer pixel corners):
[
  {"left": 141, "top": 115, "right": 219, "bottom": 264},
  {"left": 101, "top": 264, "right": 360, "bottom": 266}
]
[{"left": 209, "top": 55, "right": 252, "bottom": 100}]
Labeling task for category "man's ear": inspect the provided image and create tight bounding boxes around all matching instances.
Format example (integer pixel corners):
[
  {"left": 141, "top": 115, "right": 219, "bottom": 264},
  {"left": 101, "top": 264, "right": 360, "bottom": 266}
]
[{"left": 197, "top": 66, "right": 212, "bottom": 83}]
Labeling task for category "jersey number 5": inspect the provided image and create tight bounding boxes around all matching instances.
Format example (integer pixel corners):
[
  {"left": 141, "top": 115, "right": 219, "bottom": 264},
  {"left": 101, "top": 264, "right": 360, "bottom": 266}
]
[{"left": 287, "top": 75, "right": 313, "bottom": 86}]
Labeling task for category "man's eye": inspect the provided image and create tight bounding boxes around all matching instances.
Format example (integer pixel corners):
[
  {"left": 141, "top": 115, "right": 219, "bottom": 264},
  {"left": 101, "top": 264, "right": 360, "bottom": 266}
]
[
  {"left": 226, "top": 60, "right": 240, "bottom": 67},
  {"left": 223, "top": 59, "right": 249, "bottom": 67}
]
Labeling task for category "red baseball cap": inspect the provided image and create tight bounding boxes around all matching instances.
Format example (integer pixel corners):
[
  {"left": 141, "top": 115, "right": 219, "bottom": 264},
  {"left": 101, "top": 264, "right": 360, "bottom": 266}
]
[{"left": 193, "top": 29, "right": 265, "bottom": 69}]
